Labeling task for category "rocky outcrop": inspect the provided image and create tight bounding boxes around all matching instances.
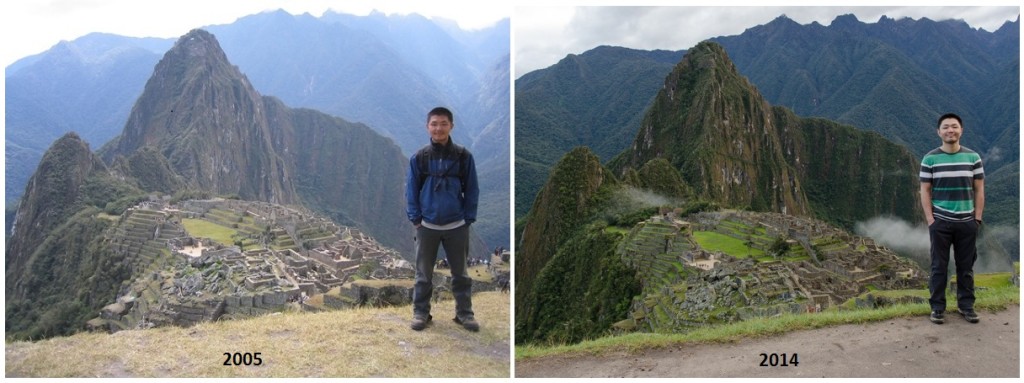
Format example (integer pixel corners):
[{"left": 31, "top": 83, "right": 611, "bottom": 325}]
[{"left": 609, "top": 42, "right": 922, "bottom": 227}]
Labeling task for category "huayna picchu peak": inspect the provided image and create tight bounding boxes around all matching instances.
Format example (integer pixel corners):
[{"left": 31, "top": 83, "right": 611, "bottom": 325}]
[
  {"left": 98, "top": 29, "right": 411, "bottom": 254},
  {"left": 101, "top": 29, "right": 297, "bottom": 206},
  {"left": 609, "top": 41, "right": 922, "bottom": 229}
]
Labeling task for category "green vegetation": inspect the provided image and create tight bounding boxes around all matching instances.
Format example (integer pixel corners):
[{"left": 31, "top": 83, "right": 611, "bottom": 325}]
[
  {"left": 517, "top": 283, "right": 1018, "bottom": 360},
  {"left": 514, "top": 47, "right": 683, "bottom": 218},
  {"left": 692, "top": 231, "right": 763, "bottom": 258},
  {"left": 5, "top": 208, "right": 132, "bottom": 341},
  {"left": 181, "top": 219, "right": 239, "bottom": 247},
  {"left": 517, "top": 223, "right": 641, "bottom": 345}
]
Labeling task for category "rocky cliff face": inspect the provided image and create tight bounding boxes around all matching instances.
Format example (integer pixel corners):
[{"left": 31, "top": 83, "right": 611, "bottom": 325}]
[
  {"left": 611, "top": 42, "right": 809, "bottom": 216},
  {"left": 101, "top": 29, "right": 296, "bottom": 204},
  {"left": 610, "top": 42, "right": 922, "bottom": 227},
  {"left": 99, "top": 29, "right": 410, "bottom": 253}
]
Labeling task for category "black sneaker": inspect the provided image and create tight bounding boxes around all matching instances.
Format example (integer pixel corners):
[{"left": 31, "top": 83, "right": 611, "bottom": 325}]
[
  {"left": 929, "top": 311, "right": 945, "bottom": 324},
  {"left": 961, "top": 309, "right": 980, "bottom": 323},
  {"left": 411, "top": 314, "right": 432, "bottom": 331},
  {"left": 454, "top": 315, "right": 480, "bottom": 332}
]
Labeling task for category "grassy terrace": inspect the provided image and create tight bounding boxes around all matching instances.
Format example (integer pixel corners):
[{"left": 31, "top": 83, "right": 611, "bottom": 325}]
[
  {"left": 692, "top": 231, "right": 763, "bottom": 258},
  {"left": 181, "top": 218, "right": 239, "bottom": 247}
]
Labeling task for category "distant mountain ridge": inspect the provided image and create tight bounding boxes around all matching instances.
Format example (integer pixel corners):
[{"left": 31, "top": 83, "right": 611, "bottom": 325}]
[
  {"left": 514, "top": 14, "right": 1018, "bottom": 230},
  {"left": 712, "top": 14, "right": 1019, "bottom": 169}
]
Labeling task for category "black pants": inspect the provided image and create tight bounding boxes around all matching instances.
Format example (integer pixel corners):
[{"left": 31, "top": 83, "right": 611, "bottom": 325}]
[
  {"left": 413, "top": 224, "right": 473, "bottom": 318},
  {"left": 928, "top": 219, "right": 979, "bottom": 312}
]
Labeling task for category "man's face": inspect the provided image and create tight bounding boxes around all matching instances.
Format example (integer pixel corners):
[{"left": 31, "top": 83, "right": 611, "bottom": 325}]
[
  {"left": 937, "top": 118, "right": 962, "bottom": 145},
  {"left": 427, "top": 115, "right": 453, "bottom": 144}
]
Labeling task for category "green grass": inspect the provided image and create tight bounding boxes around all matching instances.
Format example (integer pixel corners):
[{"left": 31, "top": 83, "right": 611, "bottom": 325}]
[
  {"left": 692, "top": 231, "right": 763, "bottom": 258},
  {"left": 516, "top": 283, "right": 1018, "bottom": 360},
  {"left": 604, "top": 226, "right": 630, "bottom": 235},
  {"left": 181, "top": 218, "right": 239, "bottom": 246},
  {"left": 969, "top": 273, "right": 1015, "bottom": 289}
]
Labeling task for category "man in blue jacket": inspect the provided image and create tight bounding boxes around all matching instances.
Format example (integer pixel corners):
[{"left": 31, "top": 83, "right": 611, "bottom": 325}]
[{"left": 406, "top": 106, "right": 480, "bottom": 331}]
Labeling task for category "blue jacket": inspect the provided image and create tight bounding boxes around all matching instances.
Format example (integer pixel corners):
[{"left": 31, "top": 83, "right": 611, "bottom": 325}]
[{"left": 406, "top": 139, "right": 479, "bottom": 226}]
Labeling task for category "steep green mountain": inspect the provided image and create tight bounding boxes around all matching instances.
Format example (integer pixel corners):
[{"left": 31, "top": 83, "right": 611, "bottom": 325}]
[
  {"left": 5, "top": 133, "right": 141, "bottom": 339},
  {"left": 515, "top": 15, "right": 1018, "bottom": 229},
  {"left": 98, "top": 29, "right": 411, "bottom": 255},
  {"left": 514, "top": 46, "right": 684, "bottom": 217},
  {"left": 515, "top": 147, "right": 617, "bottom": 330},
  {"left": 608, "top": 42, "right": 922, "bottom": 228},
  {"left": 609, "top": 42, "right": 810, "bottom": 217}
]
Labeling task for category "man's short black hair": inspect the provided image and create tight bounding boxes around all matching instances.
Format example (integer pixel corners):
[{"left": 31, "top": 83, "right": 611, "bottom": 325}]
[
  {"left": 428, "top": 107, "right": 454, "bottom": 124},
  {"left": 937, "top": 113, "right": 962, "bottom": 128}
]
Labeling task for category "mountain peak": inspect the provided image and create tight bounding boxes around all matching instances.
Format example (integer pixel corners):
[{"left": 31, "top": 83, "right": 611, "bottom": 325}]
[
  {"left": 612, "top": 40, "right": 809, "bottom": 216},
  {"left": 831, "top": 13, "right": 862, "bottom": 28},
  {"left": 168, "top": 29, "right": 230, "bottom": 62},
  {"left": 101, "top": 28, "right": 284, "bottom": 203}
]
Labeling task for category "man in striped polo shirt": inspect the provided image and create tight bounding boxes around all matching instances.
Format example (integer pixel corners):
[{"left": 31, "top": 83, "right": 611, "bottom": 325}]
[{"left": 919, "top": 113, "right": 985, "bottom": 325}]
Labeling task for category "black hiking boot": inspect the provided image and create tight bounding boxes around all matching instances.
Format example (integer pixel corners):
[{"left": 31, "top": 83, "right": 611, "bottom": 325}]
[
  {"left": 929, "top": 310, "right": 945, "bottom": 324},
  {"left": 411, "top": 314, "right": 432, "bottom": 331},
  {"left": 960, "top": 309, "right": 980, "bottom": 323},
  {"left": 454, "top": 315, "right": 480, "bottom": 332}
]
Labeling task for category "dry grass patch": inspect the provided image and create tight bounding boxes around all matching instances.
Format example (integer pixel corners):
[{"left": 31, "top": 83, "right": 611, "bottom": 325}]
[{"left": 6, "top": 292, "right": 510, "bottom": 378}]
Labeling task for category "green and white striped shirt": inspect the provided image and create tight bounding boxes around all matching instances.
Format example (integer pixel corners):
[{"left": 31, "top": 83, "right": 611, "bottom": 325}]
[{"left": 919, "top": 147, "right": 984, "bottom": 222}]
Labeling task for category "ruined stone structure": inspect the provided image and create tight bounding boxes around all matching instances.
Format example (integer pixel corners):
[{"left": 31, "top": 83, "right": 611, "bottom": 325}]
[
  {"left": 87, "top": 198, "right": 422, "bottom": 333},
  {"left": 614, "top": 210, "right": 927, "bottom": 334}
]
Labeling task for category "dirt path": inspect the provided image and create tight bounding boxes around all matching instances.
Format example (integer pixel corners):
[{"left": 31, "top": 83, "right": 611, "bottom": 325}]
[{"left": 516, "top": 306, "right": 1019, "bottom": 378}]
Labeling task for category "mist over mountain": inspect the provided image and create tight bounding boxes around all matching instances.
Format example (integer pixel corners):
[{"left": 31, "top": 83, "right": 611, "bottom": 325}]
[{"left": 5, "top": 10, "right": 510, "bottom": 250}]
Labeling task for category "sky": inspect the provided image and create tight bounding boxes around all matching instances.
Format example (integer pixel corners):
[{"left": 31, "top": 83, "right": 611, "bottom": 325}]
[
  {"left": 1, "top": 0, "right": 511, "bottom": 68},
  {"left": 515, "top": 5, "right": 1021, "bottom": 78}
]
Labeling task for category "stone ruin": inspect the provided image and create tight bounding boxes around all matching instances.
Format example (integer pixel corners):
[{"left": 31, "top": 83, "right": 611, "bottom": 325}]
[
  {"left": 86, "top": 198, "right": 423, "bottom": 333},
  {"left": 614, "top": 209, "right": 928, "bottom": 334}
]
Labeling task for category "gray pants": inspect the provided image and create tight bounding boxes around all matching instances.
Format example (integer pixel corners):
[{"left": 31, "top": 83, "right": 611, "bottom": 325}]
[{"left": 413, "top": 224, "right": 473, "bottom": 318}]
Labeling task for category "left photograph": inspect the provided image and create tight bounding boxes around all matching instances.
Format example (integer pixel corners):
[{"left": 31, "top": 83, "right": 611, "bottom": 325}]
[{"left": 4, "top": 2, "right": 510, "bottom": 378}]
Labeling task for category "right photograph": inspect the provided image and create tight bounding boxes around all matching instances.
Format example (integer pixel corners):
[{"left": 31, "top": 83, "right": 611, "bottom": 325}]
[{"left": 513, "top": 6, "right": 1020, "bottom": 378}]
